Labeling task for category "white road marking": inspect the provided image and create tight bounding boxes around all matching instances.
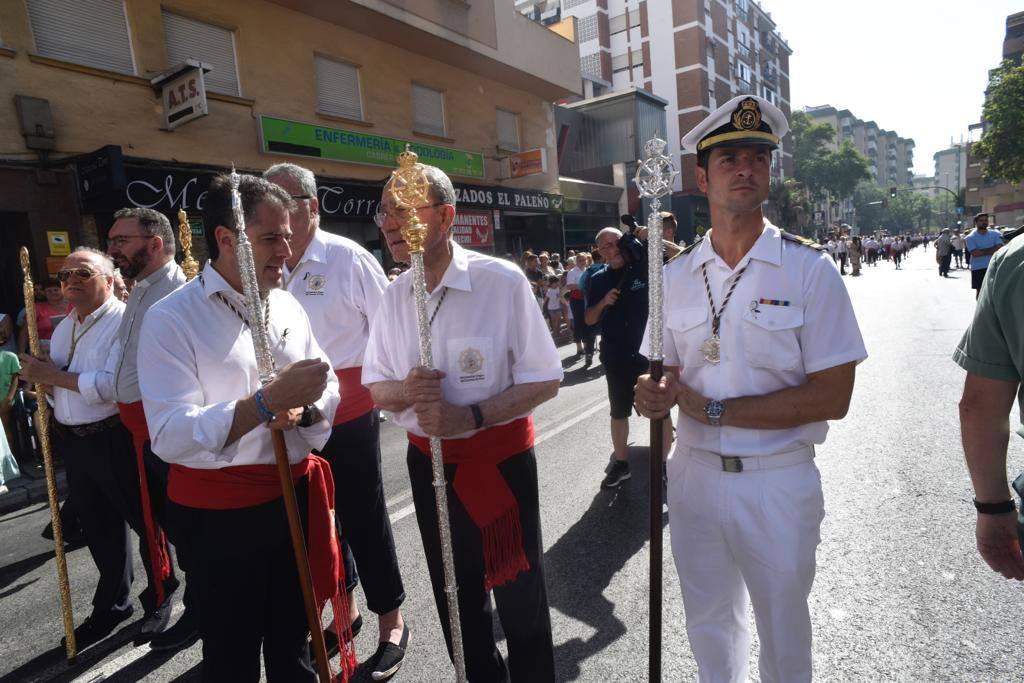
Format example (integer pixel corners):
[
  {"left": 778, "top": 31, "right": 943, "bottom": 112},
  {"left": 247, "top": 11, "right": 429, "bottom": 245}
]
[{"left": 384, "top": 489, "right": 413, "bottom": 509}]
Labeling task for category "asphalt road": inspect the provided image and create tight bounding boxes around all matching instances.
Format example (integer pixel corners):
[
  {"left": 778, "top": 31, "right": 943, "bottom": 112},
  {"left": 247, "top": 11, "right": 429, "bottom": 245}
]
[{"left": 1, "top": 245, "right": 1021, "bottom": 682}]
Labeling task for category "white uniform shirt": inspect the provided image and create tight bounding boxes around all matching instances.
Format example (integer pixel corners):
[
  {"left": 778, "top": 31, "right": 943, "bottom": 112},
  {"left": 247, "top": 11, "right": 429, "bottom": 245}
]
[
  {"left": 282, "top": 230, "right": 387, "bottom": 370},
  {"left": 362, "top": 242, "right": 563, "bottom": 439},
  {"left": 565, "top": 266, "right": 585, "bottom": 289},
  {"left": 112, "top": 260, "right": 187, "bottom": 403},
  {"left": 138, "top": 263, "right": 339, "bottom": 468},
  {"left": 643, "top": 221, "right": 867, "bottom": 456},
  {"left": 48, "top": 296, "right": 123, "bottom": 426},
  {"left": 951, "top": 235, "right": 965, "bottom": 250}
]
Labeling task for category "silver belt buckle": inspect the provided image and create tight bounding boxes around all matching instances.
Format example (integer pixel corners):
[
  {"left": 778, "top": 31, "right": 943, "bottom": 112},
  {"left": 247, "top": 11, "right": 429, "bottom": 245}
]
[{"left": 721, "top": 456, "right": 744, "bottom": 473}]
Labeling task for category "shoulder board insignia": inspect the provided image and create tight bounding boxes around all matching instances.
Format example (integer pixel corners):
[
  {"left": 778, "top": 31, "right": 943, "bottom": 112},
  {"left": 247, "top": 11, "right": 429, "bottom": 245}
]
[
  {"left": 781, "top": 231, "right": 825, "bottom": 250},
  {"left": 666, "top": 236, "right": 703, "bottom": 266}
]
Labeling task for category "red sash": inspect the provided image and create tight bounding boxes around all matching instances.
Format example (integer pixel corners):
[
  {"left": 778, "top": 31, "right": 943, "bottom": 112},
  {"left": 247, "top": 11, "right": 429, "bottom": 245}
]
[
  {"left": 116, "top": 401, "right": 171, "bottom": 605},
  {"left": 408, "top": 417, "right": 534, "bottom": 591},
  {"left": 333, "top": 368, "right": 375, "bottom": 426},
  {"left": 169, "top": 455, "right": 356, "bottom": 681}
]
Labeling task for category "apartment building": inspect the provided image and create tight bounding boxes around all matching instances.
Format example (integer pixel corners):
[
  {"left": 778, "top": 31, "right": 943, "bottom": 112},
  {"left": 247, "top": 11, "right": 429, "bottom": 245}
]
[
  {"left": 933, "top": 143, "right": 968, "bottom": 196},
  {"left": 803, "top": 106, "right": 915, "bottom": 188},
  {"left": 520, "top": 0, "right": 794, "bottom": 236},
  {"left": 0, "top": 0, "right": 580, "bottom": 313},
  {"left": 966, "top": 11, "right": 1024, "bottom": 225}
]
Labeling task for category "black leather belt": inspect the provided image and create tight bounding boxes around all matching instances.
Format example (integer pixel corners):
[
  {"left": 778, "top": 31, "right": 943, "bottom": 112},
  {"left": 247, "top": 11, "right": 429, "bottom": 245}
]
[{"left": 65, "top": 414, "right": 122, "bottom": 437}]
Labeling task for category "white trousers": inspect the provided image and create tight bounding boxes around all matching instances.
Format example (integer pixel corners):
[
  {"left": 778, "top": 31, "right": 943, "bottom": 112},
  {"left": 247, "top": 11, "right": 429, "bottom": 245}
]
[{"left": 668, "top": 446, "right": 825, "bottom": 683}]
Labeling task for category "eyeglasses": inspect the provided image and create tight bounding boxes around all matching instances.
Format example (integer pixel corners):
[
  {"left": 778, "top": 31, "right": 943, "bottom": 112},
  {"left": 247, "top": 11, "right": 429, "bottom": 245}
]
[
  {"left": 108, "top": 234, "right": 154, "bottom": 248},
  {"left": 56, "top": 268, "right": 99, "bottom": 283},
  {"left": 373, "top": 202, "right": 445, "bottom": 228}
]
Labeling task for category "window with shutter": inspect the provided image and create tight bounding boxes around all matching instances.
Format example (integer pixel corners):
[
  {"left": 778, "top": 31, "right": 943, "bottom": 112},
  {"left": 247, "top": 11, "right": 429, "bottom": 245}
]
[
  {"left": 26, "top": 0, "right": 135, "bottom": 75},
  {"left": 162, "top": 11, "right": 240, "bottom": 96},
  {"left": 496, "top": 109, "right": 519, "bottom": 152},
  {"left": 411, "top": 84, "right": 445, "bottom": 137},
  {"left": 315, "top": 55, "right": 363, "bottom": 121}
]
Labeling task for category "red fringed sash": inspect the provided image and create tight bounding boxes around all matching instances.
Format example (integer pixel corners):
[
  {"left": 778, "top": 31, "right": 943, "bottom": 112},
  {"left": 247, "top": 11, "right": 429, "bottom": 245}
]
[
  {"left": 169, "top": 455, "right": 356, "bottom": 681},
  {"left": 333, "top": 368, "right": 375, "bottom": 425},
  {"left": 408, "top": 416, "right": 534, "bottom": 591},
  {"left": 116, "top": 401, "right": 171, "bottom": 605}
]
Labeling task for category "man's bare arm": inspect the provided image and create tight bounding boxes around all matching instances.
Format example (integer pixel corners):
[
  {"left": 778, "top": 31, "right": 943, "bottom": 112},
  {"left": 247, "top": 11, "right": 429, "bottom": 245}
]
[
  {"left": 676, "top": 362, "right": 857, "bottom": 429},
  {"left": 478, "top": 380, "right": 559, "bottom": 427},
  {"left": 368, "top": 380, "right": 412, "bottom": 413},
  {"left": 959, "top": 372, "right": 1018, "bottom": 502}
]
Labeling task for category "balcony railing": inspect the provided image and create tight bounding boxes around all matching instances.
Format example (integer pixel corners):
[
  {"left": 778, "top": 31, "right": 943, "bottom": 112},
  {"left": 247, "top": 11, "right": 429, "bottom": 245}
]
[{"left": 737, "top": 42, "right": 751, "bottom": 59}]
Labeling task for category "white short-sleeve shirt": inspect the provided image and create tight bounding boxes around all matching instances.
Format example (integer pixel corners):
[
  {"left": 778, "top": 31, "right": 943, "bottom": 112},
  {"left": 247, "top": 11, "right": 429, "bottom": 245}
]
[
  {"left": 362, "top": 242, "right": 563, "bottom": 439},
  {"left": 642, "top": 221, "right": 867, "bottom": 456},
  {"left": 282, "top": 229, "right": 388, "bottom": 370}
]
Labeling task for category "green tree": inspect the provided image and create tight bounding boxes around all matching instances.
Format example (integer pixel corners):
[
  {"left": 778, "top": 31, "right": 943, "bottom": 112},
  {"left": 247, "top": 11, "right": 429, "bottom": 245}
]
[
  {"left": 852, "top": 182, "right": 886, "bottom": 230},
  {"left": 766, "top": 178, "right": 809, "bottom": 231},
  {"left": 819, "top": 141, "right": 871, "bottom": 200},
  {"left": 790, "top": 110, "right": 834, "bottom": 197},
  {"left": 887, "top": 191, "right": 931, "bottom": 233},
  {"left": 973, "top": 60, "right": 1024, "bottom": 182}
]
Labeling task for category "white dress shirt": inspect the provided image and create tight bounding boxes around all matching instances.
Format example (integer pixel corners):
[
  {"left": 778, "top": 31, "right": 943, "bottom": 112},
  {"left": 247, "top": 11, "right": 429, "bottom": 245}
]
[
  {"left": 282, "top": 230, "right": 387, "bottom": 370},
  {"left": 112, "top": 260, "right": 187, "bottom": 403},
  {"left": 642, "top": 220, "right": 867, "bottom": 456},
  {"left": 48, "top": 296, "right": 124, "bottom": 426},
  {"left": 138, "top": 262, "right": 339, "bottom": 468},
  {"left": 362, "top": 242, "right": 563, "bottom": 439}
]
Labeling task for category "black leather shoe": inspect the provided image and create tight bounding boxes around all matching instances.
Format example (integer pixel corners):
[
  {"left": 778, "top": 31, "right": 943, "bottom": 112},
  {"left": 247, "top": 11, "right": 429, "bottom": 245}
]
[
  {"left": 322, "top": 614, "right": 362, "bottom": 658},
  {"left": 63, "top": 607, "right": 134, "bottom": 651},
  {"left": 149, "top": 609, "right": 200, "bottom": 651},
  {"left": 370, "top": 623, "right": 410, "bottom": 681},
  {"left": 133, "top": 600, "right": 173, "bottom": 646}
]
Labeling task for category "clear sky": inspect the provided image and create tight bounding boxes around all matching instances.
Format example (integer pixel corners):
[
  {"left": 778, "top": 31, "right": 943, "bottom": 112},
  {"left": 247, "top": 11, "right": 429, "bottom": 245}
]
[{"left": 762, "top": 0, "right": 1018, "bottom": 176}]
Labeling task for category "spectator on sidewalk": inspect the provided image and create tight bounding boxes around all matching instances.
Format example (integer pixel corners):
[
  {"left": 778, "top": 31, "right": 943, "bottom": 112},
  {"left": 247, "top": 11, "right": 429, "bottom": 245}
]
[{"left": 966, "top": 213, "right": 1004, "bottom": 300}]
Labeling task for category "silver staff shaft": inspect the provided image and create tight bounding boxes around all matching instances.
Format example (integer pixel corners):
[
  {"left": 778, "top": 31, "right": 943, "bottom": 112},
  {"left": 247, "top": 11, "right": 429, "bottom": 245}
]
[
  {"left": 410, "top": 250, "right": 467, "bottom": 683},
  {"left": 227, "top": 171, "right": 333, "bottom": 683},
  {"left": 647, "top": 200, "right": 665, "bottom": 361}
]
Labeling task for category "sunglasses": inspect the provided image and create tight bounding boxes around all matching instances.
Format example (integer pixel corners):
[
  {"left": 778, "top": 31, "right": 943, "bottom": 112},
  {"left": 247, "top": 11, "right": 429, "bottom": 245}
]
[{"left": 56, "top": 268, "right": 99, "bottom": 283}]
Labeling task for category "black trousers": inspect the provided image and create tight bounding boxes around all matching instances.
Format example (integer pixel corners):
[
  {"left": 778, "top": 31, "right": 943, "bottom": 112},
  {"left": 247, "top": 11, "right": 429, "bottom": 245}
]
[
  {"left": 172, "top": 479, "right": 314, "bottom": 683},
  {"left": 144, "top": 445, "right": 196, "bottom": 613},
  {"left": 939, "top": 253, "right": 952, "bottom": 276},
  {"left": 56, "top": 421, "right": 175, "bottom": 616},
  {"left": 407, "top": 445, "right": 555, "bottom": 683},
  {"left": 317, "top": 409, "right": 405, "bottom": 615},
  {"left": 569, "top": 297, "right": 595, "bottom": 353}
]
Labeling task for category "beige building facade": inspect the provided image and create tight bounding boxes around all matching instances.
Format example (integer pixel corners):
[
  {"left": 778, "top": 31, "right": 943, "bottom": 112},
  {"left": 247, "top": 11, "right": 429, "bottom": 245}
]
[{"left": 0, "top": 0, "right": 580, "bottom": 310}]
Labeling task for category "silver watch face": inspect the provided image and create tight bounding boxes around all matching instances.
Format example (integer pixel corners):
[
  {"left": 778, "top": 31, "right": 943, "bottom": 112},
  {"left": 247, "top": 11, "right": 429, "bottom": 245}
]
[{"left": 706, "top": 400, "right": 724, "bottom": 418}]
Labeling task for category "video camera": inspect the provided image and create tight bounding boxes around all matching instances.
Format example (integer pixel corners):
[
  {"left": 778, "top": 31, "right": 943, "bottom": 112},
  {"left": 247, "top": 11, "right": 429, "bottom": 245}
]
[{"left": 617, "top": 214, "right": 646, "bottom": 266}]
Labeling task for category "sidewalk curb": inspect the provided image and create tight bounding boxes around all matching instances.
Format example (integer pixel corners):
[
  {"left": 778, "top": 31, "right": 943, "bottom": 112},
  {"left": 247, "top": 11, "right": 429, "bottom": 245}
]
[{"left": 0, "top": 471, "right": 68, "bottom": 516}]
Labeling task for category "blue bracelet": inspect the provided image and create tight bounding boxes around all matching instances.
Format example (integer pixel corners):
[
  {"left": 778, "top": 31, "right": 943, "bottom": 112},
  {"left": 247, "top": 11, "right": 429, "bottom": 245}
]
[{"left": 254, "top": 388, "right": 275, "bottom": 423}]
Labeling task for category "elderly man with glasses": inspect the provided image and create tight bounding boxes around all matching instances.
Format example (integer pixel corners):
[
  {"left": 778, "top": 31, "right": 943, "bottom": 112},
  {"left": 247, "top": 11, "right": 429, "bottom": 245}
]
[
  {"left": 20, "top": 247, "right": 176, "bottom": 651},
  {"left": 264, "top": 163, "right": 408, "bottom": 679}
]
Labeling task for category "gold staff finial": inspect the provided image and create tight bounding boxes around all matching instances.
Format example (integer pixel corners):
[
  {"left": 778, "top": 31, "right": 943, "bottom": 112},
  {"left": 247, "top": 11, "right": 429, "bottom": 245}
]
[
  {"left": 388, "top": 145, "right": 432, "bottom": 254},
  {"left": 177, "top": 209, "right": 199, "bottom": 280}
]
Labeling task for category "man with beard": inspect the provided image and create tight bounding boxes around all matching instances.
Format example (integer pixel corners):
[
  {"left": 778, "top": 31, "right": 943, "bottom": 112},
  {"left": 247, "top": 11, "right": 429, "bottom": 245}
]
[
  {"left": 106, "top": 208, "right": 197, "bottom": 649},
  {"left": 635, "top": 96, "right": 866, "bottom": 682},
  {"left": 138, "top": 175, "right": 340, "bottom": 680}
]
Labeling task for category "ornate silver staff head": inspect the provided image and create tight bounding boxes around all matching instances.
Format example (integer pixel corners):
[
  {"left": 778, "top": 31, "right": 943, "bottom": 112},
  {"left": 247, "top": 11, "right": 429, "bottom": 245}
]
[{"left": 229, "top": 168, "right": 277, "bottom": 384}]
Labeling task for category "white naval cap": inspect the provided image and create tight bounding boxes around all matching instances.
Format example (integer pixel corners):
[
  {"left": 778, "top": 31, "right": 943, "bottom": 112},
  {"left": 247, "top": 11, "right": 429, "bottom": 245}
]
[{"left": 680, "top": 95, "right": 789, "bottom": 156}]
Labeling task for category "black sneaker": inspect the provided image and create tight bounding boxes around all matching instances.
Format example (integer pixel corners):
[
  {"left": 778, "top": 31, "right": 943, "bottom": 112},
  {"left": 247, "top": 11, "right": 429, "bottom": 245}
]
[
  {"left": 600, "top": 460, "right": 631, "bottom": 489},
  {"left": 63, "top": 606, "right": 134, "bottom": 651},
  {"left": 149, "top": 609, "right": 200, "bottom": 651},
  {"left": 370, "top": 623, "right": 410, "bottom": 681}
]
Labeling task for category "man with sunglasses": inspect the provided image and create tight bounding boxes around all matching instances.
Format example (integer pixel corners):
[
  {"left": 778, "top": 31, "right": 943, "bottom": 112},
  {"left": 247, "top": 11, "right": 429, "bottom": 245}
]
[
  {"left": 106, "top": 207, "right": 197, "bottom": 650},
  {"left": 364, "top": 163, "right": 562, "bottom": 682},
  {"left": 264, "top": 163, "right": 408, "bottom": 679},
  {"left": 19, "top": 248, "right": 174, "bottom": 650}
]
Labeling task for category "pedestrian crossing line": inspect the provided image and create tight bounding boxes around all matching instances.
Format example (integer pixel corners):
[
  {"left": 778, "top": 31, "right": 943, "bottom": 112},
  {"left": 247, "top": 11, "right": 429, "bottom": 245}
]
[
  {"left": 384, "top": 489, "right": 413, "bottom": 509},
  {"left": 385, "top": 399, "right": 610, "bottom": 525},
  {"left": 68, "top": 603, "right": 186, "bottom": 683}
]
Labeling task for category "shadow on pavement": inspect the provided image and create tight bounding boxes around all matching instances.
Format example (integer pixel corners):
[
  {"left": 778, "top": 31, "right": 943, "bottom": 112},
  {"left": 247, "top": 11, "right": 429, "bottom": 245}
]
[
  {"left": 544, "top": 444, "right": 667, "bottom": 681},
  {"left": 0, "top": 546, "right": 84, "bottom": 594},
  {"left": 0, "top": 621, "right": 138, "bottom": 683},
  {"left": 559, "top": 362, "right": 605, "bottom": 388}
]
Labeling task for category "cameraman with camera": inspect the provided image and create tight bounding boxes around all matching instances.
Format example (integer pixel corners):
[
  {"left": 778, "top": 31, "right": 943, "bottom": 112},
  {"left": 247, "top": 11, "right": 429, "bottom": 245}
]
[{"left": 585, "top": 223, "right": 672, "bottom": 488}]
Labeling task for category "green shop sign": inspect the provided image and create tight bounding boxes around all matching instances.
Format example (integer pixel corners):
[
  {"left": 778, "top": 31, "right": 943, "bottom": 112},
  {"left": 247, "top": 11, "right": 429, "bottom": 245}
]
[{"left": 258, "top": 115, "right": 485, "bottom": 179}]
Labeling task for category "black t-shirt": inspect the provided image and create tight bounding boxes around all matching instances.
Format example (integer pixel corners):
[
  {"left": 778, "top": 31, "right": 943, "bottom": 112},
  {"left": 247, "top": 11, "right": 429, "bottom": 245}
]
[
  {"left": 586, "top": 261, "right": 649, "bottom": 364},
  {"left": 524, "top": 267, "right": 544, "bottom": 285}
]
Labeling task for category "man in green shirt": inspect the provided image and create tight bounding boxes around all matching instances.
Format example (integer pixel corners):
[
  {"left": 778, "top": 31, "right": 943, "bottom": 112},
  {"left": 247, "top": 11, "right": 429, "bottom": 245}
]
[{"left": 954, "top": 234, "right": 1024, "bottom": 581}]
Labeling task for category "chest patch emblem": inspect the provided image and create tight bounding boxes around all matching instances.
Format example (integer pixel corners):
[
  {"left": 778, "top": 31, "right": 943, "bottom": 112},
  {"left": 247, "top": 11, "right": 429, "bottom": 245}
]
[
  {"left": 305, "top": 273, "right": 327, "bottom": 295},
  {"left": 458, "top": 347, "right": 484, "bottom": 376}
]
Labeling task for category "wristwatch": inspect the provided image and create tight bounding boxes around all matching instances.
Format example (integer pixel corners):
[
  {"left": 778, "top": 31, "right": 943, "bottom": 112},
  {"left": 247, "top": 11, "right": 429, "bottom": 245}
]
[
  {"left": 297, "top": 404, "right": 315, "bottom": 428},
  {"left": 704, "top": 399, "right": 725, "bottom": 427}
]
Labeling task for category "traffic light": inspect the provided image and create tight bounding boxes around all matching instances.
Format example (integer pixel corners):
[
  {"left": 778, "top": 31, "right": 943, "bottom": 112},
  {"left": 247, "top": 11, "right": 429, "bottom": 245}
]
[{"left": 889, "top": 187, "right": 897, "bottom": 199}]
